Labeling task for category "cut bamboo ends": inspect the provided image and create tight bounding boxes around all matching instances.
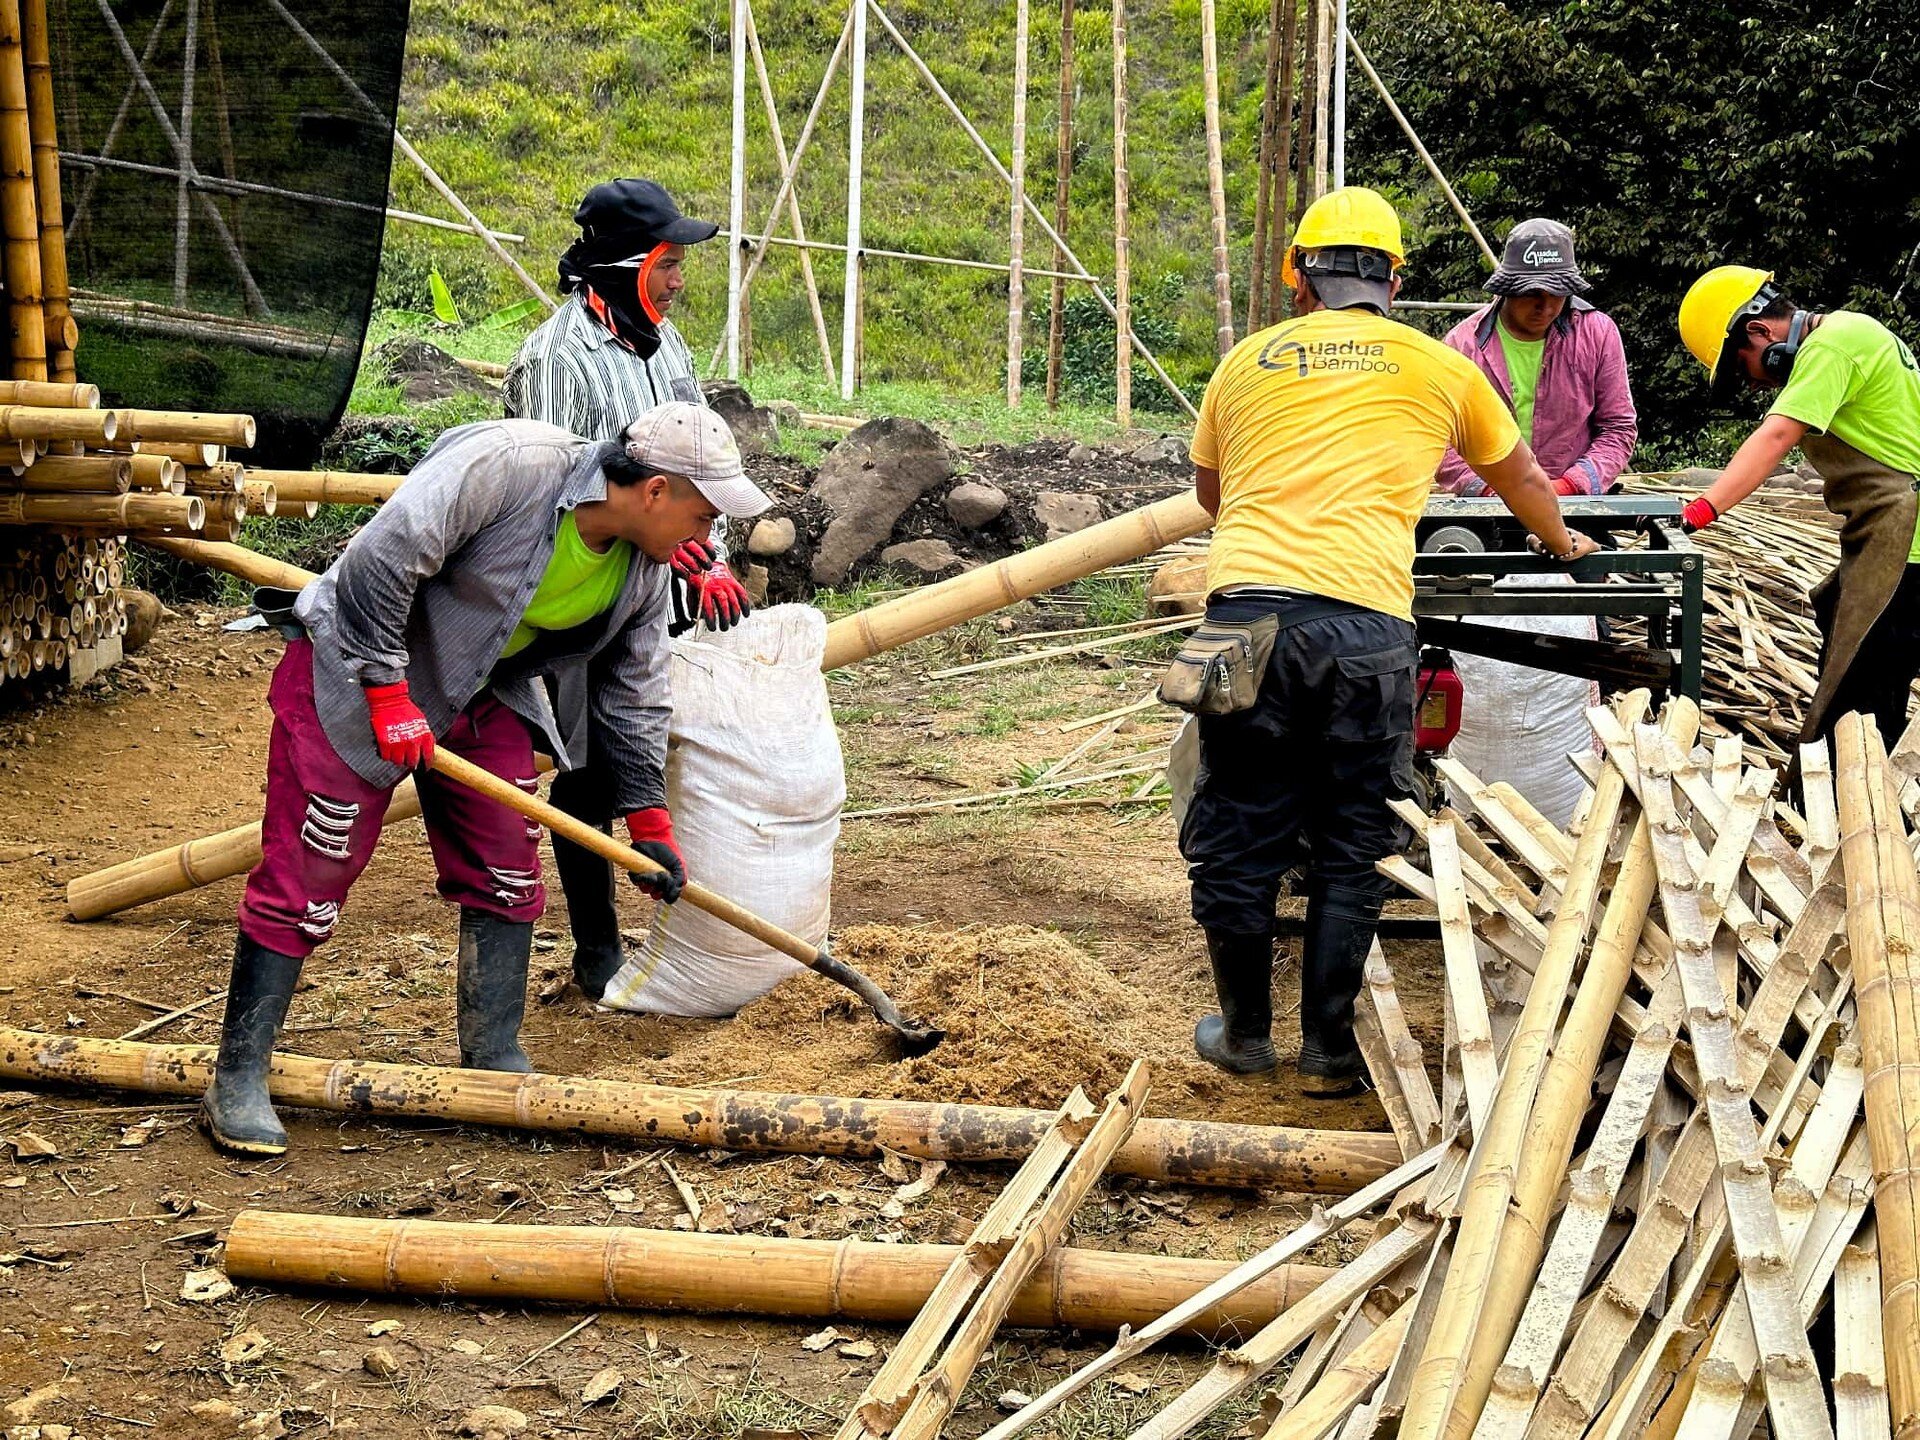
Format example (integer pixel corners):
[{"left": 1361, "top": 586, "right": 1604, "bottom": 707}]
[
  {"left": 0, "top": 1028, "right": 1402, "bottom": 1194},
  {"left": 221, "top": 1211, "right": 1332, "bottom": 1338}
]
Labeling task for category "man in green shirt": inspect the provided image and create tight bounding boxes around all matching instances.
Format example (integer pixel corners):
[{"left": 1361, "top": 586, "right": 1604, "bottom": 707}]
[{"left": 1678, "top": 265, "right": 1920, "bottom": 745}]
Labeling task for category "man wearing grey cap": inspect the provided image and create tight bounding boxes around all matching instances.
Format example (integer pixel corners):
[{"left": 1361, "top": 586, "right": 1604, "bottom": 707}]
[
  {"left": 1436, "top": 219, "right": 1638, "bottom": 496},
  {"left": 199, "top": 404, "right": 773, "bottom": 1158}
]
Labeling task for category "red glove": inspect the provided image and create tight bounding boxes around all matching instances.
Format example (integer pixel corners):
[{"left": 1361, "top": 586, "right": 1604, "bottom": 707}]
[
  {"left": 623, "top": 808, "right": 686, "bottom": 904},
  {"left": 691, "top": 563, "right": 752, "bottom": 631},
  {"left": 363, "top": 681, "right": 433, "bottom": 769},
  {"left": 1681, "top": 497, "right": 1719, "bottom": 533},
  {"left": 669, "top": 538, "right": 718, "bottom": 583},
  {"left": 1552, "top": 473, "right": 1584, "bottom": 497}
]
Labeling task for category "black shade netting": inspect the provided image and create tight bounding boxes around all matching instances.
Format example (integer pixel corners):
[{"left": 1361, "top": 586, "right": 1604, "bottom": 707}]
[{"left": 49, "top": 0, "right": 410, "bottom": 466}]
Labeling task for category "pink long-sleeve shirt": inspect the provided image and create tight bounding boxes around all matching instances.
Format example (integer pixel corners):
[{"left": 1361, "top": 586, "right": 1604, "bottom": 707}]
[{"left": 1435, "top": 299, "right": 1639, "bottom": 495}]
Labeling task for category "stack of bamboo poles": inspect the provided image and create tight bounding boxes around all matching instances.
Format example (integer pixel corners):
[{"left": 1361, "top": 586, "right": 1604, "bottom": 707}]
[{"left": 0, "top": 530, "right": 128, "bottom": 685}]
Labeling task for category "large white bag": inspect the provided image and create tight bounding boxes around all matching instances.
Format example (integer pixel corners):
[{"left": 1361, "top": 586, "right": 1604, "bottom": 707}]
[
  {"left": 598, "top": 604, "right": 845, "bottom": 1017},
  {"left": 1444, "top": 575, "right": 1600, "bottom": 833}
]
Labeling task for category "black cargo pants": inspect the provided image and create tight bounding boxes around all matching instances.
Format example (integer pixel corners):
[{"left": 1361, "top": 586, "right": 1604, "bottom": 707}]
[{"left": 1179, "top": 593, "right": 1418, "bottom": 1045}]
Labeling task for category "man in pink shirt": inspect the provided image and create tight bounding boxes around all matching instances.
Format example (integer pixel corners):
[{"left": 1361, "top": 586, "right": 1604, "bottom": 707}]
[{"left": 1436, "top": 220, "right": 1638, "bottom": 495}]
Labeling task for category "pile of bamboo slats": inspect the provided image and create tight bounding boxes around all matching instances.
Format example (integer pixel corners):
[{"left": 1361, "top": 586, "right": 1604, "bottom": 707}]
[{"left": 943, "top": 694, "right": 1909, "bottom": 1440}]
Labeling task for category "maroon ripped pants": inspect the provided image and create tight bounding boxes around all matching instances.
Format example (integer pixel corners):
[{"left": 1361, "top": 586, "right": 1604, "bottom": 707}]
[{"left": 237, "top": 639, "right": 546, "bottom": 958}]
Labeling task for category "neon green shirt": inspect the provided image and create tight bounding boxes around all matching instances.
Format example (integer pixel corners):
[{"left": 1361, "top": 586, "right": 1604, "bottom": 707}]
[
  {"left": 1767, "top": 311, "right": 1920, "bottom": 559},
  {"left": 1496, "top": 320, "right": 1546, "bottom": 444},
  {"left": 499, "top": 511, "right": 633, "bottom": 659}
]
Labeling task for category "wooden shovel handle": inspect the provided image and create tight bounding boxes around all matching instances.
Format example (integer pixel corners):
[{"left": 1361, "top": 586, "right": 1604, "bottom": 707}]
[{"left": 426, "top": 748, "right": 823, "bottom": 970}]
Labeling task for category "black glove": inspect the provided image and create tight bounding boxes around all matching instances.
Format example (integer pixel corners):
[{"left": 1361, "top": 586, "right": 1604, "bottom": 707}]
[{"left": 623, "top": 808, "right": 686, "bottom": 905}]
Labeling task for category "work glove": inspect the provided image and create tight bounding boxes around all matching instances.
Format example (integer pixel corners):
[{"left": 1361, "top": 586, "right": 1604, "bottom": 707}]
[
  {"left": 1551, "top": 473, "right": 1585, "bottom": 497},
  {"left": 669, "top": 538, "right": 718, "bottom": 584},
  {"left": 623, "top": 807, "right": 686, "bottom": 905},
  {"left": 363, "top": 681, "right": 434, "bottom": 769},
  {"left": 1681, "top": 497, "right": 1719, "bottom": 534},
  {"left": 690, "top": 563, "right": 752, "bottom": 631}
]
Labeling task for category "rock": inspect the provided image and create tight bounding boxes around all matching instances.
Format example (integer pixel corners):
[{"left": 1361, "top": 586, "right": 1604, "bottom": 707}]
[
  {"left": 879, "top": 539, "right": 963, "bottom": 576},
  {"left": 747, "top": 516, "right": 797, "bottom": 557},
  {"left": 701, "top": 379, "right": 779, "bottom": 455},
  {"left": 241, "top": 1412, "right": 286, "bottom": 1440},
  {"left": 121, "top": 588, "right": 164, "bottom": 655},
  {"left": 1148, "top": 555, "right": 1209, "bottom": 617},
  {"left": 580, "top": 1367, "right": 623, "bottom": 1405},
  {"left": 997, "top": 1391, "right": 1035, "bottom": 1412},
  {"left": 809, "top": 418, "right": 957, "bottom": 586},
  {"left": 41, "top": 1426, "right": 71, "bottom": 1440},
  {"left": 362, "top": 1347, "right": 401, "bottom": 1380},
  {"left": 219, "top": 1330, "right": 271, "bottom": 1365},
  {"left": 837, "top": 1339, "right": 878, "bottom": 1360},
  {"left": 1033, "top": 490, "right": 1104, "bottom": 541},
  {"left": 457, "top": 1406, "right": 528, "bottom": 1439},
  {"left": 945, "top": 481, "right": 1009, "bottom": 530},
  {"left": 7, "top": 1131, "right": 56, "bottom": 1160},
  {"left": 180, "top": 1269, "right": 234, "bottom": 1303},
  {"left": 740, "top": 563, "right": 770, "bottom": 607},
  {"left": 1066, "top": 443, "right": 1099, "bottom": 466},
  {"left": 3, "top": 1386, "right": 61, "bottom": 1425},
  {"left": 1129, "top": 435, "right": 1189, "bottom": 467},
  {"left": 447, "top": 1338, "right": 484, "bottom": 1357},
  {"left": 190, "top": 1400, "right": 243, "bottom": 1425},
  {"left": 372, "top": 337, "right": 491, "bottom": 405},
  {"left": 799, "top": 1326, "right": 840, "bottom": 1352}
]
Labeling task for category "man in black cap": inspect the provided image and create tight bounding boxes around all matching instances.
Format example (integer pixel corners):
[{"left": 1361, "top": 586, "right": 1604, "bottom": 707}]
[
  {"left": 506, "top": 179, "right": 756, "bottom": 1002},
  {"left": 1435, "top": 219, "right": 1637, "bottom": 498}
]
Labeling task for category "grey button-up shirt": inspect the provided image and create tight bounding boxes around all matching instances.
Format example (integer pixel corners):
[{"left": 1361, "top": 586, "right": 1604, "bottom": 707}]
[{"left": 293, "top": 419, "right": 672, "bottom": 813}]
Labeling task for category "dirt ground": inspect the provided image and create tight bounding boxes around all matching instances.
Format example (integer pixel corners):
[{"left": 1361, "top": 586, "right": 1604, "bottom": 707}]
[{"left": 0, "top": 596, "right": 1443, "bottom": 1439}]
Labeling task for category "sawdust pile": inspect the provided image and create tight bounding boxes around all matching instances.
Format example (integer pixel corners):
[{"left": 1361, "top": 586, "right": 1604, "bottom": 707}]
[{"left": 625, "top": 924, "right": 1317, "bottom": 1127}]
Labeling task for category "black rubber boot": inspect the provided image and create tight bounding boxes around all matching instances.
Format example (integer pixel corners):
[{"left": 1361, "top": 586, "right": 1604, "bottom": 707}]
[
  {"left": 456, "top": 909, "right": 535, "bottom": 1073},
  {"left": 201, "top": 934, "right": 304, "bottom": 1156},
  {"left": 1298, "top": 883, "right": 1378, "bottom": 1098},
  {"left": 1193, "top": 929, "right": 1280, "bottom": 1074},
  {"left": 551, "top": 822, "right": 625, "bottom": 1001}
]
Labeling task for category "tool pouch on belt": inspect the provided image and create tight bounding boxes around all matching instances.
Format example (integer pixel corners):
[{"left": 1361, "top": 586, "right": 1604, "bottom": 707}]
[
  {"left": 1158, "top": 614, "right": 1279, "bottom": 715},
  {"left": 251, "top": 586, "right": 307, "bottom": 641}
]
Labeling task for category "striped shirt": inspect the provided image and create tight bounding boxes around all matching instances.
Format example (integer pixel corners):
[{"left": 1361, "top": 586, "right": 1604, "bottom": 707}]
[{"left": 506, "top": 294, "right": 726, "bottom": 627}]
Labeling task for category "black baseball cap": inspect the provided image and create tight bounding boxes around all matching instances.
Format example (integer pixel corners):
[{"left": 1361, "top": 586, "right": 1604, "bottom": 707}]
[{"left": 573, "top": 179, "right": 719, "bottom": 251}]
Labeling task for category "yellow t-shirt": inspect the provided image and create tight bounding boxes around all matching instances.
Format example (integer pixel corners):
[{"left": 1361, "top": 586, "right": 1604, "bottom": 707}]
[{"left": 1191, "top": 308, "right": 1523, "bottom": 621}]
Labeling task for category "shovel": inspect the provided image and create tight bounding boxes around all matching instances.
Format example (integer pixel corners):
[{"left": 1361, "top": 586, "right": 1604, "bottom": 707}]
[{"left": 427, "top": 748, "right": 946, "bottom": 1055}]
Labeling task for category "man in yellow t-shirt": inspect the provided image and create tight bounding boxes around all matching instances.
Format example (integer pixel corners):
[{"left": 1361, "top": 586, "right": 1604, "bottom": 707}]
[
  {"left": 1678, "top": 266, "right": 1920, "bottom": 749},
  {"left": 1182, "top": 187, "right": 1596, "bottom": 1097}
]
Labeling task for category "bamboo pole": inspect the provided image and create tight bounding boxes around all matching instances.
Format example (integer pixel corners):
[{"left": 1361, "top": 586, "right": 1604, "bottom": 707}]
[
  {"left": 14, "top": 452, "right": 128, "bottom": 491},
  {"left": 0, "top": 491, "right": 199, "bottom": 528},
  {"left": 244, "top": 468, "right": 397, "bottom": 505},
  {"left": 132, "top": 438, "right": 219, "bottom": 465},
  {"left": 0, "top": 0, "right": 43, "bottom": 380},
  {"left": 1267, "top": 0, "right": 1298, "bottom": 319},
  {"left": 1004, "top": 0, "right": 1030, "bottom": 410},
  {"left": 1112, "top": 0, "right": 1130, "bottom": 427},
  {"left": 1246, "top": 0, "right": 1284, "bottom": 333},
  {"left": 112, "top": 407, "right": 253, "bottom": 447},
  {"left": 1834, "top": 710, "right": 1920, "bottom": 1440},
  {"left": 222, "top": 1209, "right": 1329, "bottom": 1336},
  {"left": 0, "top": 401, "right": 111, "bottom": 443},
  {"left": 1198, "top": 0, "right": 1233, "bottom": 356},
  {"left": 128, "top": 453, "right": 183, "bottom": 493},
  {"left": 0, "top": 377, "right": 92, "bottom": 407},
  {"left": 172, "top": 0, "right": 196, "bottom": 304},
  {"left": 839, "top": 0, "right": 868, "bottom": 400},
  {"left": 724, "top": 0, "right": 746, "bottom": 378},
  {"left": 1310, "top": 0, "right": 1330, "bottom": 198},
  {"left": 742, "top": 0, "right": 836, "bottom": 390},
  {"left": 19, "top": 0, "right": 68, "bottom": 380},
  {"left": 0, "top": 1028, "right": 1403, "bottom": 1193},
  {"left": 1043, "top": 0, "right": 1072, "bottom": 409},
  {"left": 1289, "top": 0, "right": 1315, "bottom": 223}
]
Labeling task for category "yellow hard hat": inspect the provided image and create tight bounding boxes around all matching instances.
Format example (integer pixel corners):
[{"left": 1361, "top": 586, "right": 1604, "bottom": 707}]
[
  {"left": 1282, "top": 186, "right": 1405, "bottom": 288},
  {"left": 1678, "top": 264, "right": 1774, "bottom": 391}
]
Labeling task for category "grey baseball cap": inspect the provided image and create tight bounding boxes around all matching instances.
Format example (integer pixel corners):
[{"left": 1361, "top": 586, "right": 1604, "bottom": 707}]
[
  {"left": 1486, "top": 218, "right": 1591, "bottom": 297},
  {"left": 622, "top": 402, "right": 772, "bottom": 519}
]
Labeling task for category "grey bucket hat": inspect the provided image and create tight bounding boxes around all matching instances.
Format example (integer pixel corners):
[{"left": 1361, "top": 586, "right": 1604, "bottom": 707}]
[{"left": 1485, "top": 218, "right": 1591, "bottom": 297}]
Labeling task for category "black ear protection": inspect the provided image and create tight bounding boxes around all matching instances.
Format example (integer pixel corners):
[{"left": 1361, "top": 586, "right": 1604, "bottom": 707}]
[{"left": 1759, "top": 309, "right": 1810, "bottom": 383}]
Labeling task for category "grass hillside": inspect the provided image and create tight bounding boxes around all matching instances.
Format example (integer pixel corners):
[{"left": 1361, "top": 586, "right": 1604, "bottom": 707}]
[{"left": 384, "top": 0, "right": 1469, "bottom": 413}]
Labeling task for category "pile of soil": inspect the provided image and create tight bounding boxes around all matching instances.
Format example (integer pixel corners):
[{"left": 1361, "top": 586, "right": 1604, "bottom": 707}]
[{"left": 619, "top": 923, "right": 1303, "bottom": 1127}]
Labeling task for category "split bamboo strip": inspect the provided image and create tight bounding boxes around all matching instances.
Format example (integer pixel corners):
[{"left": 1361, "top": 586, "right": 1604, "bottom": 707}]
[
  {"left": 110, "top": 407, "right": 254, "bottom": 447},
  {"left": 13, "top": 452, "right": 127, "bottom": 491},
  {"left": 1834, "top": 710, "right": 1920, "bottom": 1440},
  {"left": 133, "top": 536, "right": 313, "bottom": 592},
  {"left": 1429, "top": 823, "right": 1497, "bottom": 1134},
  {"left": 1355, "top": 943, "right": 1441, "bottom": 1155},
  {"left": 1836, "top": 1227, "right": 1893, "bottom": 1440},
  {"left": 1396, "top": 692, "right": 1648, "bottom": 1440},
  {"left": 0, "top": 0, "right": 41, "bottom": 381},
  {"left": 840, "top": 1088, "right": 1098, "bottom": 1439},
  {"left": 0, "top": 491, "right": 198, "bottom": 528},
  {"left": 247, "top": 467, "right": 402, "bottom": 506},
  {"left": 0, "top": 1029, "right": 1401, "bottom": 1193},
  {"left": 1616, "top": 729, "right": 1830, "bottom": 1440},
  {"left": 1261, "top": 1301, "right": 1412, "bottom": 1440},
  {"left": 984, "top": 1141, "right": 1445, "bottom": 1440},
  {"left": 0, "top": 377, "right": 86, "bottom": 408},
  {"left": 888, "top": 1063, "right": 1150, "bottom": 1439},
  {"left": 0, "top": 401, "right": 111, "bottom": 443},
  {"left": 222, "top": 1211, "right": 1331, "bottom": 1336},
  {"left": 19, "top": 0, "right": 64, "bottom": 379}
]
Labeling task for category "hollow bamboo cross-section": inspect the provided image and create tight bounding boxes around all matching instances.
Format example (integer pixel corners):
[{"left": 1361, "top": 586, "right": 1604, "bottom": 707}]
[
  {"left": 0, "top": 0, "right": 42, "bottom": 381},
  {"left": 1834, "top": 710, "right": 1920, "bottom": 1440},
  {"left": 0, "top": 1029, "right": 1401, "bottom": 1193},
  {"left": 222, "top": 1210, "right": 1329, "bottom": 1335}
]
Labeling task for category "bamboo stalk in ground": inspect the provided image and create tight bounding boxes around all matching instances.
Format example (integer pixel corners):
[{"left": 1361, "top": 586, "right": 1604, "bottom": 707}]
[
  {"left": 1395, "top": 693, "right": 1647, "bottom": 1440},
  {"left": 19, "top": 0, "right": 66, "bottom": 380},
  {"left": 1834, "top": 710, "right": 1920, "bottom": 1440},
  {"left": 0, "top": 1028, "right": 1402, "bottom": 1193},
  {"left": 1043, "top": 0, "right": 1073, "bottom": 409},
  {"left": 222, "top": 1209, "right": 1329, "bottom": 1336},
  {"left": 1111, "top": 0, "right": 1130, "bottom": 427},
  {"left": 1198, "top": 0, "right": 1233, "bottom": 356},
  {"left": 0, "top": 491, "right": 199, "bottom": 528},
  {"left": 0, "top": 0, "right": 42, "bottom": 381}
]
